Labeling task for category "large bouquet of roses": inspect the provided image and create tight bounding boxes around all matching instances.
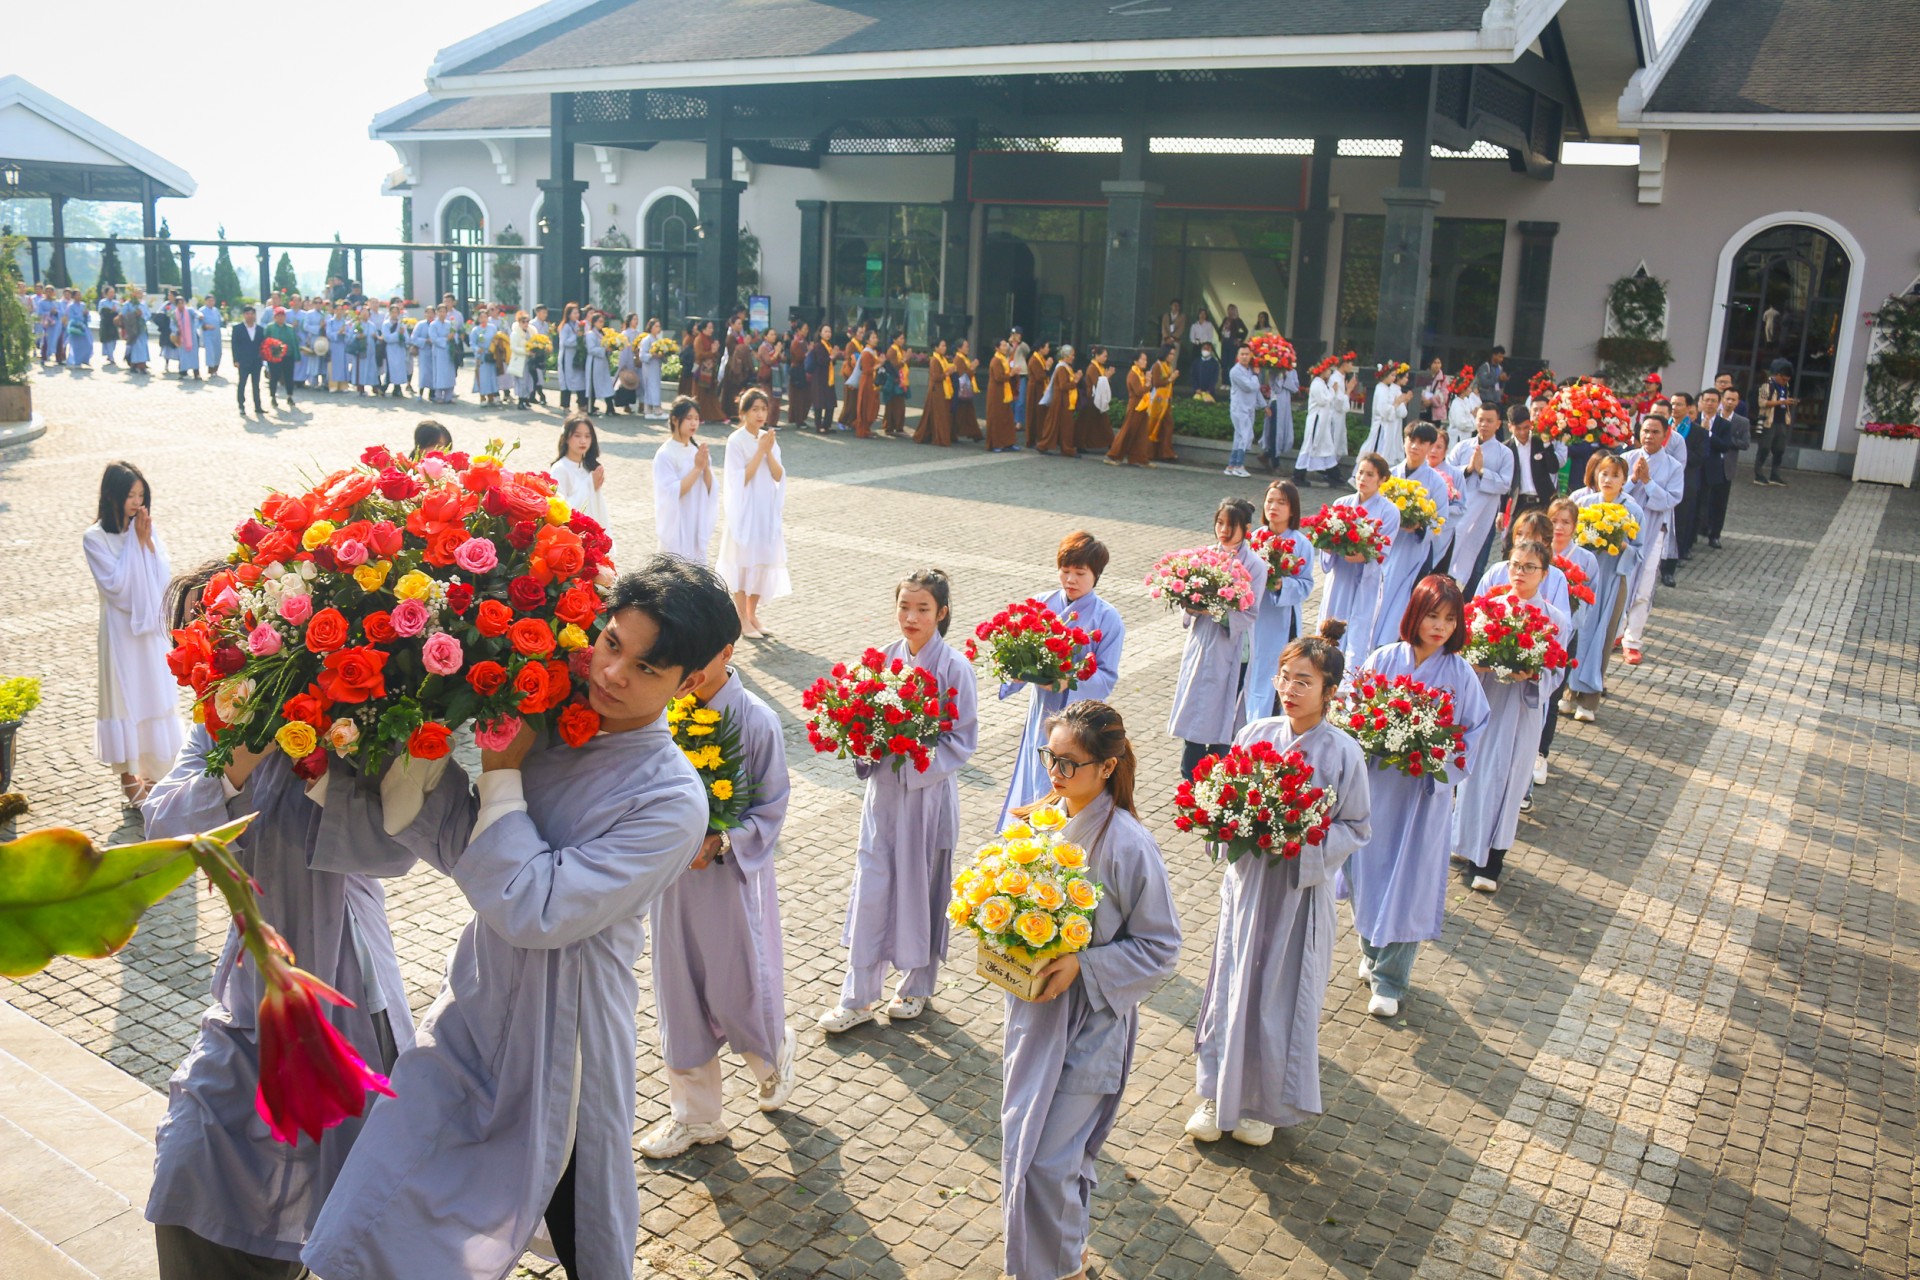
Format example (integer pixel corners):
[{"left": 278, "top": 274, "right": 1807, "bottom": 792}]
[
  {"left": 1245, "top": 331, "right": 1296, "bottom": 371},
  {"left": 1143, "top": 546, "right": 1255, "bottom": 624},
  {"left": 964, "top": 598, "right": 1100, "bottom": 690},
  {"left": 1575, "top": 502, "right": 1640, "bottom": 556},
  {"left": 165, "top": 442, "right": 614, "bottom": 782},
  {"left": 801, "top": 648, "right": 959, "bottom": 773},
  {"left": 1379, "top": 476, "right": 1443, "bottom": 536},
  {"left": 948, "top": 806, "right": 1103, "bottom": 998},
  {"left": 1527, "top": 368, "right": 1558, "bottom": 401},
  {"left": 1172, "top": 740, "right": 1337, "bottom": 865},
  {"left": 1463, "top": 590, "right": 1572, "bottom": 681},
  {"left": 1449, "top": 364, "right": 1478, "bottom": 396},
  {"left": 1248, "top": 527, "right": 1306, "bottom": 585},
  {"left": 1301, "top": 502, "right": 1391, "bottom": 563},
  {"left": 1342, "top": 673, "right": 1467, "bottom": 782},
  {"left": 1554, "top": 554, "right": 1596, "bottom": 609},
  {"left": 665, "top": 693, "right": 753, "bottom": 832},
  {"left": 1534, "top": 377, "right": 1633, "bottom": 449}
]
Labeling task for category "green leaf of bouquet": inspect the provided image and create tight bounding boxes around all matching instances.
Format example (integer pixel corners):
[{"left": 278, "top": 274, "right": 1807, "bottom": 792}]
[{"left": 0, "top": 816, "right": 253, "bottom": 978}]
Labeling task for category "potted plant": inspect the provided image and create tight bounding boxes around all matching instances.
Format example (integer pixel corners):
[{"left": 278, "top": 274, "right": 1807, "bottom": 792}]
[
  {"left": 0, "top": 235, "right": 33, "bottom": 425},
  {"left": 1854, "top": 293, "right": 1920, "bottom": 488},
  {"left": 0, "top": 676, "right": 41, "bottom": 793}
]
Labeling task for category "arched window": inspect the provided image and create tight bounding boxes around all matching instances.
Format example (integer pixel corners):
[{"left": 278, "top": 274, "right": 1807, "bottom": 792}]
[
  {"left": 1716, "top": 223, "right": 1852, "bottom": 445},
  {"left": 645, "top": 195, "right": 695, "bottom": 328},
  {"left": 439, "top": 196, "right": 485, "bottom": 311}
]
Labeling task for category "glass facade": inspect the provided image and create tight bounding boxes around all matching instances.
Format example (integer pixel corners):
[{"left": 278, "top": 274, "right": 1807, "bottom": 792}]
[
  {"left": 1335, "top": 214, "right": 1506, "bottom": 369},
  {"left": 831, "top": 203, "right": 944, "bottom": 344},
  {"left": 1717, "top": 223, "right": 1849, "bottom": 443},
  {"left": 644, "top": 195, "right": 694, "bottom": 329},
  {"left": 438, "top": 196, "right": 485, "bottom": 310},
  {"left": 978, "top": 206, "right": 1106, "bottom": 350},
  {"left": 1151, "top": 212, "right": 1295, "bottom": 346}
]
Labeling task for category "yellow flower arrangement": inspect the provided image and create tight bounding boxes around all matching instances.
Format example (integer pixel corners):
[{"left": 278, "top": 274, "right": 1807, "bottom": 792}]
[
  {"left": 665, "top": 692, "right": 753, "bottom": 832},
  {"left": 1379, "top": 476, "right": 1443, "bottom": 535},
  {"left": 949, "top": 809, "right": 1105, "bottom": 987},
  {"left": 1575, "top": 502, "right": 1641, "bottom": 556}
]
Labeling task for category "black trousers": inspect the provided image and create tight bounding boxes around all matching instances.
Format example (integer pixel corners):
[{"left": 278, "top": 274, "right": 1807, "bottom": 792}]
[
  {"left": 268, "top": 362, "right": 295, "bottom": 401},
  {"left": 544, "top": 1147, "right": 580, "bottom": 1279},
  {"left": 1702, "top": 480, "right": 1732, "bottom": 540},
  {"left": 155, "top": 1224, "right": 307, "bottom": 1280},
  {"left": 1674, "top": 478, "right": 1702, "bottom": 558},
  {"left": 235, "top": 363, "right": 263, "bottom": 408},
  {"left": 814, "top": 394, "right": 835, "bottom": 430},
  {"left": 1754, "top": 427, "right": 1788, "bottom": 481}
]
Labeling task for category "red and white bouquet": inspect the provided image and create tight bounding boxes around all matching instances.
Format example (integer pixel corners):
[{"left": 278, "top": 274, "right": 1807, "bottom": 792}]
[
  {"left": 1245, "top": 331, "right": 1297, "bottom": 372},
  {"left": 1449, "top": 364, "right": 1478, "bottom": 396},
  {"left": 1172, "top": 740, "right": 1337, "bottom": 864},
  {"left": 1301, "top": 502, "right": 1391, "bottom": 563},
  {"left": 1462, "top": 590, "right": 1571, "bottom": 681},
  {"left": 1342, "top": 673, "right": 1467, "bottom": 782},
  {"left": 1248, "top": 527, "right": 1306, "bottom": 585},
  {"left": 801, "top": 648, "right": 960, "bottom": 773},
  {"left": 1143, "top": 546, "right": 1256, "bottom": 624},
  {"left": 1554, "top": 554, "right": 1597, "bottom": 609},
  {"left": 964, "top": 598, "right": 1101, "bottom": 690},
  {"left": 166, "top": 442, "right": 615, "bottom": 782},
  {"left": 1533, "top": 377, "right": 1634, "bottom": 449}
]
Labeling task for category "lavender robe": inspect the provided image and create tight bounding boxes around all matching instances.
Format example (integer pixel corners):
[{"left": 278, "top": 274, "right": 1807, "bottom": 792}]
[
  {"left": 141, "top": 733, "right": 467, "bottom": 1260},
  {"left": 65, "top": 299, "right": 93, "bottom": 365},
  {"left": 382, "top": 319, "right": 410, "bottom": 384},
  {"left": 1450, "top": 595, "right": 1569, "bottom": 866},
  {"left": 425, "top": 320, "right": 455, "bottom": 392},
  {"left": 304, "top": 721, "right": 707, "bottom": 1280},
  {"left": 1478, "top": 559, "right": 1572, "bottom": 618},
  {"left": 839, "top": 634, "right": 978, "bottom": 983},
  {"left": 1243, "top": 534, "right": 1316, "bottom": 723},
  {"left": 1623, "top": 445, "right": 1685, "bottom": 562},
  {"left": 996, "top": 588, "right": 1126, "bottom": 828},
  {"left": 1000, "top": 794, "right": 1181, "bottom": 1280},
  {"left": 1335, "top": 643, "right": 1490, "bottom": 945},
  {"left": 1315, "top": 491, "right": 1400, "bottom": 674},
  {"left": 471, "top": 321, "right": 500, "bottom": 395},
  {"left": 1428, "top": 457, "right": 1467, "bottom": 571},
  {"left": 1444, "top": 435, "right": 1515, "bottom": 582},
  {"left": 123, "top": 302, "right": 150, "bottom": 363},
  {"left": 650, "top": 672, "right": 791, "bottom": 1069},
  {"left": 1195, "top": 716, "right": 1371, "bottom": 1129},
  {"left": 1168, "top": 541, "right": 1268, "bottom": 745},
  {"left": 1369, "top": 461, "right": 1452, "bottom": 652},
  {"left": 297, "top": 311, "right": 323, "bottom": 383},
  {"left": 558, "top": 321, "right": 586, "bottom": 393},
  {"left": 1566, "top": 490, "right": 1648, "bottom": 698},
  {"left": 199, "top": 304, "right": 223, "bottom": 368},
  {"left": 586, "top": 327, "right": 616, "bottom": 401}
]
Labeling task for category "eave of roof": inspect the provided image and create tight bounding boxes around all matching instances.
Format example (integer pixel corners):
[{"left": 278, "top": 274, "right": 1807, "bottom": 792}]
[{"left": 0, "top": 75, "right": 196, "bottom": 198}]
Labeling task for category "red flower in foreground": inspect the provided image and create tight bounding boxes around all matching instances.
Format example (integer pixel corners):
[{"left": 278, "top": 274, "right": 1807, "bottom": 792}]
[{"left": 254, "top": 965, "right": 394, "bottom": 1145}]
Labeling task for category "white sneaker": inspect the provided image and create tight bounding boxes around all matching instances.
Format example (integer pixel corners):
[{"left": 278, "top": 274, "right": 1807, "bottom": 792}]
[
  {"left": 757, "top": 1025, "right": 798, "bottom": 1112},
  {"left": 1471, "top": 876, "right": 1499, "bottom": 894},
  {"left": 1367, "top": 993, "right": 1400, "bottom": 1018},
  {"left": 1356, "top": 956, "right": 1373, "bottom": 984},
  {"left": 817, "top": 1004, "right": 876, "bottom": 1034},
  {"left": 1572, "top": 705, "right": 1596, "bottom": 723},
  {"left": 637, "top": 1117, "right": 730, "bottom": 1159},
  {"left": 1532, "top": 756, "right": 1549, "bottom": 786},
  {"left": 1231, "top": 1119, "right": 1276, "bottom": 1147},
  {"left": 884, "top": 994, "right": 926, "bottom": 1020},
  {"left": 1184, "top": 1098, "right": 1223, "bottom": 1142}
]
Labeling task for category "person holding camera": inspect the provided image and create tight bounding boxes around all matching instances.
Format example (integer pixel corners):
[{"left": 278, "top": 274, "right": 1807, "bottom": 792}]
[{"left": 1753, "top": 359, "right": 1795, "bottom": 486}]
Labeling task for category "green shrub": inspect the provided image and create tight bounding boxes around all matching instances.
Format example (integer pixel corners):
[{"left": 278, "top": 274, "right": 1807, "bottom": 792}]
[
  {"left": 0, "top": 676, "right": 41, "bottom": 724},
  {"left": 0, "top": 236, "right": 32, "bottom": 387}
]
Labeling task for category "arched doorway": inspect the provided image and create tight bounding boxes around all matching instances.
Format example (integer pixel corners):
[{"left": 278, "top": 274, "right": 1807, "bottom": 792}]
[
  {"left": 1714, "top": 222, "right": 1852, "bottom": 447},
  {"left": 438, "top": 195, "right": 485, "bottom": 313},
  {"left": 644, "top": 195, "right": 695, "bottom": 328}
]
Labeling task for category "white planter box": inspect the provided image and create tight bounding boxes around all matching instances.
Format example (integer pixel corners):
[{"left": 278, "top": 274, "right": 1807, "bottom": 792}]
[{"left": 1851, "top": 434, "right": 1920, "bottom": 487}]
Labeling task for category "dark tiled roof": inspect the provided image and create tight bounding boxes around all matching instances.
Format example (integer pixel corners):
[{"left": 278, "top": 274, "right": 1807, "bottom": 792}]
[
  {"left": 442, "top": 0, "right": 1489, "bottom": 77},
  {"left": 1644, "top": 0, "right": 1920, "bottom": 114},
  {"left": 382, "top": 94, "right": 550, "bottom": 132}
]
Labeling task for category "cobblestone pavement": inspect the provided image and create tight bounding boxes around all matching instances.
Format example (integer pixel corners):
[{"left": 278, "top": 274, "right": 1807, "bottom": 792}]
[{"left": 2, "top": 367, "right": 1915, "bottom": 1280}]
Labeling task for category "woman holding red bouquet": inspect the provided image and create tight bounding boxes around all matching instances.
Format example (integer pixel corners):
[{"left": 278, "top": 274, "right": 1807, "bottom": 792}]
[
  {"left": 1531, "top": 499, "right": 1598, "bottom": 784},
  {"left": 1314, "top": 452, "right": 1401, "bottom": 674},
  {"left": 819, "top": 570, "right": 979, "bottom": 1034},
  {"left": 1339, "top": 576, "right": 1489, "bottom": 1018},
  {"left": 1188, "top": 619, "right": 1371, "bottom": 1148},
  {"left": 1243, "top": 481, "right": 1315, "bottom": 723}
]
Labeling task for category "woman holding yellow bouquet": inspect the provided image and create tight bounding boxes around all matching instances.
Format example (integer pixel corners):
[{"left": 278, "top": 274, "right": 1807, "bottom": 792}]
[
  {"left": 1563, "top": 454, "right": 1647, "bottom": 723},
  {"left": 997, "top": 701, "right": 1181, "bottom": 1280}
]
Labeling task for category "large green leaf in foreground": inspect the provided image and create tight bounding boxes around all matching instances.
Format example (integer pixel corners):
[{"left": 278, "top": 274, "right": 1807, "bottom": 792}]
[{"left": 0, "top": 816, "right": 252, "bottom": 978}]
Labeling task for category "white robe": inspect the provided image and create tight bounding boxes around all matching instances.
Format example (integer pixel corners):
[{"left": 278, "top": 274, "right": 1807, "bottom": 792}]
[
  {"left": 1446, "top": 392, "right": 1482, "bottom": 447},
  {"left": 1360, "top": 381, "right": 1408, "bottom": 457},
  {"left": 717, "top": 427, "right": 791, "bottom": 600},
  {"left": 1296, "top": 375, "right": 1345, "bottom": 471},
  {"left": 550, "top": 456, "right": 609, "bottom": 531},
  {"left": 652, "top": 438, "right": 719, "bottom": 565},
  {"left": 82, "top": 523, "right": 183, "bottom": 779}
]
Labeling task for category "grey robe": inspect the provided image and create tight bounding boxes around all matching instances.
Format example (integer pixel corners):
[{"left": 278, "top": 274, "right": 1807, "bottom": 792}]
[
  {"left": 303, "top": 721, "right": 707, "bottom": 1280},
  {"left": 650, "top": 672, "right": 792, "bottom": 1069},
  {"left": 141, "top": 730, "right": 463, "bottom": 1261},
  {"left": 840, "top": 634, "right": 979, "bottom": 977},
  {"left": 1451, "top": 596, "right": 1569, "bottom": 864},
  {"left": 1000, "top": 794, "right": 1181, "bottom": 1280},
  {"left": 1167, "top": 541, "right": 1269, "bottom": 745},
  {"left": 1194, "top": 717, "right": 1371, "bottom": 1130}
]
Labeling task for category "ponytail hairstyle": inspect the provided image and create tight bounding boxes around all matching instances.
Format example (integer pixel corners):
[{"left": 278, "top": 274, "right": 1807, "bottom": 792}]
[
  {"left": 668, "top": 395, "right": 699, "bottom": 435},
  {"left": 1506, "top": 508, "right": 1553, "bottom": 554},
  {"left": 1038, "top": 699, "right": 1139, "bottom": 816},
  {"left": 896, "top": 568, "right": 952, "bottom": 636},
  {"left": 1214, "top": 496, "right": 1255, "bottom": 540},
  {"left": 1355, "top": 451, "right": 1392, "bottom": 486},
  {"left": 166, "top": 559, "right": 227, "bottom": 632},
  {"left": 1278, "top": 617, "right": 1349, "bottom": 712}
]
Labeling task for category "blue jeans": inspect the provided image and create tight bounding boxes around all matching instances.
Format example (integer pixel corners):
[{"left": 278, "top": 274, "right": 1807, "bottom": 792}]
[{"left": 1360, "top": 938, "right": 1421, "bottom": 1001}]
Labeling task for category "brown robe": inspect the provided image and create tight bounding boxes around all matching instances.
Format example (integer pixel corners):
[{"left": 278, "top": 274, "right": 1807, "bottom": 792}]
[
  {"left": 676, "top": 329, "right": 698, "bottom": 400},
  {"left": 913, "top": 351, "right": 954, "bottom": 445},
  {"left": 1024, "top": 353, "right": 1052, "bottom": 448},
  {"left": 1036, "top": 362, "right": 1081, "bottom": 457},
  {"left": 755, "top": 342, "right": 782, "bottom": 424},
  {"left": 836, "top": 340, "right": 863, "bottom": 427},
  {"left": 984, "top": 353, "right": 1017, "bottom": 450},
  {"left": 1105, "top": 364, "right": 1155, "bottom": 465},
  {"left": 693, "top": 332, "right": 726, "bottom": 422},
  {"left": 882, "top": 343, "right": 910, "bottom": 435},
  {"left": 720, "top": 334, "right": 753, "bottom": 419},
  {"left": 951, "top": 354, "right": 984, "bottom": 441},
  {"left": 856, "top": 347, "right": 882, "bottom": 435},
  {"left": 1076, "top": 359, "right": 1115, "bottom": 453}
]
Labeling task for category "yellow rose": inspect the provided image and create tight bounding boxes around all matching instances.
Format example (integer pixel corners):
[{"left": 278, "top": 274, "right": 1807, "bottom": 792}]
[
  {"left": 300, "top": 520, "right": 337, "bottom": 551},
  {"left": 1051, "top": 842, "right": 1087, "bottom": 870},
  {"left": 948, "top": 899, "right": 973, "bottom": 927},
  {"left": 1066, "top": 879, "right": 1099, "bottom": 910},
  {"left": 558, "top": 624, "right": 589, "bottom": 651},
  {"left": 352, "top": 559, "right": 392, "bottom": 593},
  {"left": 275, "top": 721, "right": 318, "bottom": 758},
  {"left": 1028, "top": 806, "right": 1065, "bottom": 831},
  {"left": 1014, "top": 910, "right": 1058, "bottom": 949},
  {"left": 710, "top": 778, "right": 734, "bottom": 801},
  {"left": 975, "top": 844, "right": 1005, "bottom": 863},
  {"left": 976, "top": 897, "right": 1015, "bottom": 933},
  {"left": 966, "top": 877, "right": 994, "bottom": 907},
  {"left": 1005, "top": 840, "right": 1042, "bottom": 866},
  {"left": 1029, "top": 880, "right": 1066, "bottom": 912},
  {"left": 547, "top": 497, "right": 571, "bottom": 526},
  {"left": 1001, "top": 823, "right": 1034, "bottom": 841},
  {"left": 394, "top": 570, "right": 433, "bottom": 601},
  {"left": 1060, "top": 916, "right": 1093, "bottom": 950},
  {"left": 995, "top": 868, "right": 1032, "bottom": 897}
]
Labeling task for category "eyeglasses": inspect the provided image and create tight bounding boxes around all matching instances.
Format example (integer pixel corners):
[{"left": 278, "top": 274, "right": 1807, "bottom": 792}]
[
  {"left": 1511, "top": 562, "right": 1547, "bottom": 576},
  {"left": 1037, "top": 748, "right": 1104, "bottom": 778}
]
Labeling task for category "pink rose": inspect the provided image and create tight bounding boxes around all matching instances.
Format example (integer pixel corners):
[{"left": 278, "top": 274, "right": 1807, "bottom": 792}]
[
  {"left": 390, "top": 597, "right": 430, "bottom": 637},
  {"left": 247, "top": 622, "right": 283, "bottom": 656},
  {"left": 474, "top": 715, "right": 522, "bottom": 752},
  {"left": 421, "top": 631, "right": 464, "bottom": 676},
  {"left": 279, "top": 593, "right": 313, "bottom": 624},
  {"left": 418, "top": 456, "right": 450, "bottom": 482},
  {"left": 333, "top": 538, "right": 369, "bottom": 567},
  {"left": 453, "top": 537, "right": 499, "bottom": 574}
]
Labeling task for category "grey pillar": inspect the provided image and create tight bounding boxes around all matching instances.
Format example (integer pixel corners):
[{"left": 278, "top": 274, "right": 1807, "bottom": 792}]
[
  {"left": 1511, "top": 221, "right": 1559, "bottom": 364},
  {"left": 1289, "top": 138, "right": 1335, "bottom": 361},
  {"left": 257, "top": 245, "right": 271, "bottom": 304},
  {"left": 352, "top": 248, "right": 364, "bottom": 293},
  {"left": 140, "top": 177, "right": 159, "bottom": 291},
  {"left": 1099, "top": 130, "right": 1159, "bottom": 351},
  {"left": 179, "top": 243, "right": 193, "bottom": 298},
  {"left": 1372, "top": 72, "right": 1442, "bottom": 365},
  {"left": 538, "top": 92, "right": 588, "bottom": 313},
  {"left": 694, "top": 92, "right": 743, "bottom": 322},
  {"left": 939, "top": 119, "right": 975, "bottom": 342},
  {"left": 793, "top": 199, "right": 826, "bottom": 327},
  {"left": 48, "top": 194, "right": 69, "bottom": 288}
]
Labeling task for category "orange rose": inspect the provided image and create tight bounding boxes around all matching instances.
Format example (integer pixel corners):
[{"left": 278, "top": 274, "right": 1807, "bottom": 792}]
[
  {"left": 557, "top": 702, "right": 600, "bottom": 747},
  {"left": 529, "top": 524, "right": 585, "bottom": 584},
  {"left": 509, "top": 618, "right": 554, "bottom": 658},
  {"left": 461, "top": 458, "right": 504, "bottom": 493},
  {"left": 312, "top": 470, "right": 376, "bottom": 521},
  {"left": 407, "top": 722, "right": 452, "bottom": 760},
  {"left": 423, "top": 524, "right": 472, "bottom": 567},
  {"left": 512, "top": 661, "right": 550, "bottom": 713},
  {"left": 363, "top": 610, "right": 398, "bottom": 644},
  {"left": 316, "top": 646, "right": 388, "bottom": 704},
  {"left": 304, "top": 607, "right": 350, "bottom": 653},
  {"left": 281, "top": 688, "right": 332, "bottom": 728},
  {"left": 543, "top": 659, "right": 572, "bottom": 710},
  {"left": 260, "top": 492, "right": 312, "bottom": 533},
  {"left": 405, "top": 485, "right": 475, "bottom": 539},
  {"left": 475, "top": 599, "right": 514, "bottom": 637},
  {"left": 466, "top": 660, "right": 507, "bottom": 697},
  {"left": 255, "top": 529, "right": 301, "bottom": 565},
  {"left": 553, "top": 582, "right": 603, "bottom": 627}
]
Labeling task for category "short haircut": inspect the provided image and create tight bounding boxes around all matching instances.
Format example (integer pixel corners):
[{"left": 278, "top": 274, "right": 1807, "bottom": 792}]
[
  {"left": 96, "top": 461, "right": 149, "bottom": 534},
  {"left": 1490, "top": 345, "right": 1506, "bottom": 356},
  {"left": 1406, "top": 422, "right": 1440, "bottom": 446},
  {"left": 1056, "top": 531, "right": 1111, "bottom": 581},
  {"left": 1400, "top": 574, "right": 1468, "bottom": 653},
  {"left": 1265, "top": 479, "right": 1303, "bottom": 530},
  {"left": 413, "top": 419, "right": 453, "bottom": 454},
  {"left": 610, "top": 555, "right": 740, "bottom": 675},
  {"left": 1507, "top": 403, "right": 1530, "bottom": 426}
]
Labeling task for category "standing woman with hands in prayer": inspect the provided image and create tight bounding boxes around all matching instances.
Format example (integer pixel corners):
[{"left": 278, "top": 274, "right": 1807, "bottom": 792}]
[
  {"left": 718, "top": 389, "right": 790, "bottom": 638},
  {"left": 654, "top": 397, "right": 720, "bottom": 564},
  {"left": 1170, "top": 497, "right": 1269, "bottom": 780},
  {"left": 550, "top": 413, "right": 610, "bottom": 533}
]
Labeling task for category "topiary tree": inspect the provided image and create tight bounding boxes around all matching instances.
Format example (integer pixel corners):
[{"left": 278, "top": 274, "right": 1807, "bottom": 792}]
[
  {"left": 1863, "top": 292, "right": 1920, "bottom": 429},
  {"left": 156, "top": 218, "right": 181, "bottom": 286},
  {"left": 98, "top": 236, "right": 126, "bottom": 287},
  {"left": 326, "top": 233, "right": 348, "bottom": 287},
  {"left": 273, "top": 252, "right": 299, "bottom": 295},
  {"left": 210, "top": 227, "right": 244, "bottom": 306},
  {"left": 0, "top": 234, "right": 33, "bottom": 388},
  {"left": 400, "top": 198, "right": 414, "bottom": 301},
  {"left": 1595, "top": 269, "right": 1672, "bottom": 390},
  {"left": 493, "top": 225, "right": 524, "bottom": 308}
]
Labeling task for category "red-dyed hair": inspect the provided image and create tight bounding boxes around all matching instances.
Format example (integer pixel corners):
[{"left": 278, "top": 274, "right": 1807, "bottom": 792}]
[{"left": 1399, "top": 574, "right": 1468, "bottom": 653}]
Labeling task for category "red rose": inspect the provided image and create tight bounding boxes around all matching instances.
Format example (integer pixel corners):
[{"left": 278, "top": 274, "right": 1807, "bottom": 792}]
[
  {"left": 445, "top": 582, "right": 474, "bottom": 614},
  {"left": 508, "top": 575, "right": 547, "bottom": 611},
  {"left": 502, "top": 483, "right": 552, "bottom": 523},
  {"left": 367, "top": 519, "right": 403, "bottom": 558},
  {"left": 212, "top": 644, "right": 247, "bottom": 675},
  {"left": 375, "top": 468, "right": 420, "bottom": 502},
  {"left": 408, "top": 722, "right": 452, "bottom": 760},
  {"left": 510, "top": 618, "right": 555, "bottom": 658},
  {"left": 304, "top": 607, "right": 350, "bottom": 654},
  {"left": 291, "top": 748, "right": 329, "bottom": 782},
  {"left": 461, "top": 458, "right": 504, "bottom": 493},
  {"left": 529, "top": 525, "right": 585, "bottom": 584},
  {"left": 557, "top": 702, "right": 600, "bottom": 748},
  {"left": 363, "top": 611, "right": 398, "bottom": 644},
  {"left": 543, "top": 659, "right": 571, "bottom": 710},
  {"left": 360, "top": 444, "right": 394, "bottom": 469},
  {"left": 317, "top": 646, "right": 389, "bottom": 704},
  {"left": 554, "top": 583, "right": 602, "bottom": 626},
  {"left": 475, "top": 599, "right": 514, "bottom": 637},
  {"left": 513, "top": 661, "right": 550, "bottom": 713},
  {"left": 466, "top": 661, "right": 508, "bottom": 696},
  {"left": 235, "top": 517, "right": 270, "bottom": 548},
  {"left": 255, "top": 529, "right": 301, "bottom": 566},
  {"left": 166, "top": 624, "right": 213, "bottom": 684},
  {"left": 260, "top": 492, "right": 312, "bottom": 534},
  {"left": 282, "top": 689, "right": 331, "bottom": 728}
]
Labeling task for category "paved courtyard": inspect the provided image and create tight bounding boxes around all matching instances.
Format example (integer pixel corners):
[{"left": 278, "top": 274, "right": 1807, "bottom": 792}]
[{"left": 1, "top": 366, "right": 1915, "bottom": 1280}]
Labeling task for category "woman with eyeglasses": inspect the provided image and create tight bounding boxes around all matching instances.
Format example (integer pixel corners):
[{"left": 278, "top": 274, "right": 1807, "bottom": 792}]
[
  {"left": 998, "top": 702, "right": 1180, "bottom": 1280},
  {"left": 1451, "top": 540, "right": 1569, "bottom": 895},
  {"left": 1530, "top": 499, "right": 1598, "bottom": 786},
  {"left": 1169, "top": 498, "right": 1269, "bottom": 782},
  {"left": 819, "top": 570, "right": 979, "bottom": 1035},
  {"left": 1188, "top": 619, "right": 1371, "bottom": 1150}
]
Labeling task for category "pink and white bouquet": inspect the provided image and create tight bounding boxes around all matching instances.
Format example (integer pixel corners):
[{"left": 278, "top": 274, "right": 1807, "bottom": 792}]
[{"left": 1144, "top": 546, "right": 1256, "bottom": 624}]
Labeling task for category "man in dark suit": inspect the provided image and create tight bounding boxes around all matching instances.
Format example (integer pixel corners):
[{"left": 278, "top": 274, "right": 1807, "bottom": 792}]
[
  {"left": 1670, "top": 391, "right": 1712, "bottom": 562},
  {"left": 1505, "top": 402, "right": 1560, "bottom": 523},
  {"left": 1699, "top": 388, "right": 1747, "bottom": 549},
  {"left": 230, "top": 305, "right": 266, "bottom": 413}
]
